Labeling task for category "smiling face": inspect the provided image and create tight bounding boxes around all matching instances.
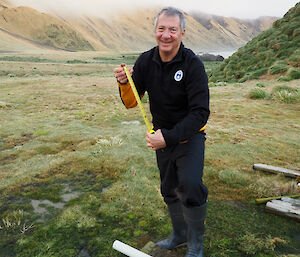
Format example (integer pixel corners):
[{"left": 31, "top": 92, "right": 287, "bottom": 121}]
[{"left": 154, "top": 13, "right": 185, "bottom": 62}]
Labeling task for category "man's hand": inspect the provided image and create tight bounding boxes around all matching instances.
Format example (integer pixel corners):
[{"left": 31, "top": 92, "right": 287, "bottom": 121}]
[
  {"left": 146, "top": 129, "right": 166, "bottom": 151},
  {"left": 113, "top": 64, "right": 133, "bottom": 84}
]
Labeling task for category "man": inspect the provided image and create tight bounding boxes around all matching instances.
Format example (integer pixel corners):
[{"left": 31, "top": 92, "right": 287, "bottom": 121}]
[{"left": 114, "top": 7, "right": 210, "bottom": 257}]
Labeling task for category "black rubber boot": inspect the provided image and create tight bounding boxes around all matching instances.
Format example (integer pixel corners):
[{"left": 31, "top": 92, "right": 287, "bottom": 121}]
[
  {"left": 156, "top": 202, "right": 187, "bottom": 250},
  {"left": 183, "top": 203, "right": 206, "bottom": 257}
]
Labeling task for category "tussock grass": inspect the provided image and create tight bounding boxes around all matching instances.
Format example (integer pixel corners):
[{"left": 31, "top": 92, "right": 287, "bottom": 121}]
[
  {"left": 246, "top": 84, "right": 300, "bottom": 104},
  {"left": 269, "top": 61, "right": 288, "bottom": 75},
  {"left": 248, "top": 88, "right": 267, "bottom": 99},
  {"left": 0, "top": 52, "right": 299, "bottom": 256},
  {"left": 210, "top": 3, "right": 300, "bottom": 83},
  {"left": 271, "top": 85, "right": 300, "bottom": 103}
]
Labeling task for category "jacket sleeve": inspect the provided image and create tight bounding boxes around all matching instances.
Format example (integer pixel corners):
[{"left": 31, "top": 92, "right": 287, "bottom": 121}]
[
  {"left": 161, "top": 58, "right": 210, "bottom": 146},
  {"left": 117, "top": 56, "right": 146, "bottom": 109},
  {"left": 118, "top": 81, "right": 138, "bottom": 109}
]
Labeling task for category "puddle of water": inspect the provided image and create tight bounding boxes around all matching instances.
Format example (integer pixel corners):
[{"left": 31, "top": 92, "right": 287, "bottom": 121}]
[
  {"left": 30, "top": 183, "right": 109, "bottom": 222},
  {"left": 78, "top": 248, "right": 91, "bottom": 257},
  {"left": 31, "top": 199, "right": 65, "bottom": 214},
  {"left": 61, "top": 191, "right": 81, "bottom": 202},
  {"left": 31, "top": 184, "right": 82, "bottom": 218},
  {"left": 61, "top": 184, "right": 82, "bottom": 202},
  {"left": 101, "top": 187, "right": 108, "bottom": 193}
]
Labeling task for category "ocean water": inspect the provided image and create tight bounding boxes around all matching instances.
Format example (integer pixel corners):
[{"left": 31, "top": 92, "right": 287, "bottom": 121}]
[
  {"left": 211, "top": 50, "right": 237, "bottom": 58},
  {"left": 198, "top": 50, "right": 237, "bottom": 59}
]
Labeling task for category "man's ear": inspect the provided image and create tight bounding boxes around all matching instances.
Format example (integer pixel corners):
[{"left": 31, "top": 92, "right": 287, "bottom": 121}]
[{"left": 181, "top": 29, "right": 186, "bottom": 37}]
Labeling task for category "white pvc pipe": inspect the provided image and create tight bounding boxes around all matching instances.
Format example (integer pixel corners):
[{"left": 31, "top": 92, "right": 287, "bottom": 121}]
[{"left": 112, "top": 240, "right": 152, "bottom": 257}]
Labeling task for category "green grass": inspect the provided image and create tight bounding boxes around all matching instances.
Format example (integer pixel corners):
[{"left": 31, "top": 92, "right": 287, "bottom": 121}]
[
  {"left": 269, "top": 62, "right": 288, "bottom": 75},
  {"left": 246, "top": 84, "right": 300, "bottom": 104},
  {"left": 0, "top": 56, "right": 59, "bottom": 63},
  {"left": 0, "top": 52, "right": 299, "bottom": 257},
  {"left": 271, "top": 85, "right": 300, "bottom": 103},
  {"left": 0, "top": 52, "right": 142, "bottom": 78},
  {"left": 93, "top": 53, "right": 140, "bottom": 66},
  {"left": 248, "top": 88, "right": 267, "bottom": 99}
]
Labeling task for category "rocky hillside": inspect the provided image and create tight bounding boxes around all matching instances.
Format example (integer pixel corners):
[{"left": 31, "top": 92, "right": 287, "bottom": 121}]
[
  {"left": 0, "top": 0, "right": 277, "bottom": 52},
  {"left": 210, "top": 3, "right": 300, "bottom": 82},
  {"left": 190, "top": 12, "right": 276, "bottom": 49}
]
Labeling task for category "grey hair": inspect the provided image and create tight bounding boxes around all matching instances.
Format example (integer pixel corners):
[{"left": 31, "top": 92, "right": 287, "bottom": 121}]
[{"left": 154, "top": 7, "right": 186, "bottom": 32}]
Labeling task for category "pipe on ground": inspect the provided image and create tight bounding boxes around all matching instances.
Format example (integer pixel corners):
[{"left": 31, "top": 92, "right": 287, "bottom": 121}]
[{"left": 112, "top": 240, "right": 152, "bottom": 257}]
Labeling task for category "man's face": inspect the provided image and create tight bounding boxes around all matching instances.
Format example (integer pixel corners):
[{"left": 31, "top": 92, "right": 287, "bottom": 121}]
[{"left": 155, "top": 13, "right": 185, "bottom": 59}]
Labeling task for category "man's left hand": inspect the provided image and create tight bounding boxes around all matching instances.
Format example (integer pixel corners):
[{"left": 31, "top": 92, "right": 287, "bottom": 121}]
[{"left": 146, "top": 129, "right": 166, "bottom": 151}]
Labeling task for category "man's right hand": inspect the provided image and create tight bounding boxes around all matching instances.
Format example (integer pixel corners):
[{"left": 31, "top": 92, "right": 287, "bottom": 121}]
[
  {"left": 146, "top": 129, "right": 166, "bottom": 151},
  {"left": 113, "top": 64, "right": 133, "bottom": 84}
]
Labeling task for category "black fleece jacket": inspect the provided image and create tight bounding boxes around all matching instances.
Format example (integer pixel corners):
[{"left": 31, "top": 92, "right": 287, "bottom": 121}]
[{"left": 131, "top": 43, "right": 210, "bottom": 146}]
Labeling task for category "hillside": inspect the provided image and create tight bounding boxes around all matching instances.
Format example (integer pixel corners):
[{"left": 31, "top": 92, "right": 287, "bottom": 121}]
[
  {"left": 210, "top": 3, "right": 300, "bottom": 83},
  {"left": 0, "top": 2, "right": 94, "bottom": 51},
  {"left": 58, "top": 10, "right": 158, "bottom": 52},
  {"left": 62, "top": 10, "right": 277, "bottom": 52},
  {"left": 190, "top": 12, "right": 276, "bottom": 49},
  {"left": 0, "top": 0, "right": 276, "bottom": 52}
]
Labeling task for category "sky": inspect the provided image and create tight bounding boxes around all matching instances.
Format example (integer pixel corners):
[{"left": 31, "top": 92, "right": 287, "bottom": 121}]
[{"left": 10, "top": 0, "right": 299, "bottom": 19}]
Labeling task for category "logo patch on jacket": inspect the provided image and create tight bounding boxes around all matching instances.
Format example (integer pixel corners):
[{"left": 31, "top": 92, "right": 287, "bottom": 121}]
[{"left": 174, "top": 70, "right": 183, "bottom": 82}]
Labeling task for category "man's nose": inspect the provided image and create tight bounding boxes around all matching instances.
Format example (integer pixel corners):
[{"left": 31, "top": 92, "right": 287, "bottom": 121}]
[{"left": 161, "top": 30, "right": 171, "bottom": 38}]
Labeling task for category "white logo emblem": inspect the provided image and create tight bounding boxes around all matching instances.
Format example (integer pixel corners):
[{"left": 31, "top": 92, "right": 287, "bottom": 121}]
[{"left": 174, "top": 70, "right": 183, "bottom": 82}]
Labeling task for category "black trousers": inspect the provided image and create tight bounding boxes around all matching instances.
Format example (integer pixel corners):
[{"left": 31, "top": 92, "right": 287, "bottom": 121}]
[{"left": 156, "top": 132, "right": 208, "bottom": 208}]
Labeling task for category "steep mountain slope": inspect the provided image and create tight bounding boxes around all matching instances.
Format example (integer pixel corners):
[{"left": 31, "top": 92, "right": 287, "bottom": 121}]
[
  {"left": 57, "top": 9, "right": 276, "bottom": 52},
  {"left": 0, "top": 2, "right": 94, "bottom": 51},
  {"left": 210, "top": 3, "right": 300, "bottom": 82},
  {"left": 191, "top": 12, "right": 277, "bottom": 49},
  {"left": 58, "top": 9, "right": 157, "bottom": 52},
  {"left": 0, "top": 0, "right": 276, "bottom": 52}
]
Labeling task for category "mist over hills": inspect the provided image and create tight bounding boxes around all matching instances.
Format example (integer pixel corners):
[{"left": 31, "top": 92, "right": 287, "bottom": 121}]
[{"left": 0, "top": 0, "right": 278, "bottom": 52}]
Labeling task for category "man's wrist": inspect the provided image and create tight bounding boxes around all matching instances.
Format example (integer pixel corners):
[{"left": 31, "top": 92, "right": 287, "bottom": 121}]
[{"left": 117, "top": 79, "right": 128, "bottom": 85}]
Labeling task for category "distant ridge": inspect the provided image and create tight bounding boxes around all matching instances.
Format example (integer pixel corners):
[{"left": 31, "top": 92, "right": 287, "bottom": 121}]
[
  {"left": 0, "top": 0, "right": 277, "bottom": 52},
  {"left": 210, "top": 3, "right": 300, "bottom": 82},
  {"left": 0, "top": 3, "right": 94, "bottom": 51},
  {"left": 0, "top": 27, "right": 77, "bottom": 51}
]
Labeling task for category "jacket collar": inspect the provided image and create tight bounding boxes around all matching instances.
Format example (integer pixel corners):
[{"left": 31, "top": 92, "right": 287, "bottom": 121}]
[{"left": 152, "top": 42, "right": 184, "bottom": 65}]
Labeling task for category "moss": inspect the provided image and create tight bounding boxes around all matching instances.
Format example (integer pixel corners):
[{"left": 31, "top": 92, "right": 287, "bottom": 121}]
[{"left": 21, "top": 183, "right": 64, "bottom": 202}]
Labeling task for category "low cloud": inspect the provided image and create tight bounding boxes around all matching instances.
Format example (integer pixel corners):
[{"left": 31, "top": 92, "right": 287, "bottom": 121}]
[
  {"left": 10, "top": 0, "right": 163, "bottom": 18},
  {"left": 9, "top": 0, "right": 299, "bottom": 19}
]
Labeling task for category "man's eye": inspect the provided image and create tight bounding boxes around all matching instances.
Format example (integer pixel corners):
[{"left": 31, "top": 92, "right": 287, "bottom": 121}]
[{"left": 158, "top": 27, "right": 164, "bottom": 32}]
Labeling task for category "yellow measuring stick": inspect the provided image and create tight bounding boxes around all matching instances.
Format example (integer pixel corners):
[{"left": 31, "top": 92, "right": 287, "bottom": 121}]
[{"left": 121, "top": 64, "right": 155, "bottom": 134}]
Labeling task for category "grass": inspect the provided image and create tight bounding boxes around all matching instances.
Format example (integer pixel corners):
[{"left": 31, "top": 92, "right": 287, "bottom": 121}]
[
  {"left": 0, "top": 56, "right": 58, "bottom": 63},
  {"left": 247, "top": 88, "right": 267, "bottom": 99},
  {"left": 246, "top": 85, "right": 300, "bottom": 103},
  {"left": 271, "top": 85, "right": 300, "bottom": 104},
  {"left": 210, "top": 3, "right": 300, "bottom": 83},
  {"left": 0, "top": 51, "right": 143, "bottom": 78},
  {"left": 0, "top": 52, "right": 299, "bottom": 257}
]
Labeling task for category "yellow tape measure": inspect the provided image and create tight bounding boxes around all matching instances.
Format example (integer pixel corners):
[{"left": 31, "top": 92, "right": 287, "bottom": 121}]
[{"left": 121, "top": 64, "right": 155, "bottom": 134}]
